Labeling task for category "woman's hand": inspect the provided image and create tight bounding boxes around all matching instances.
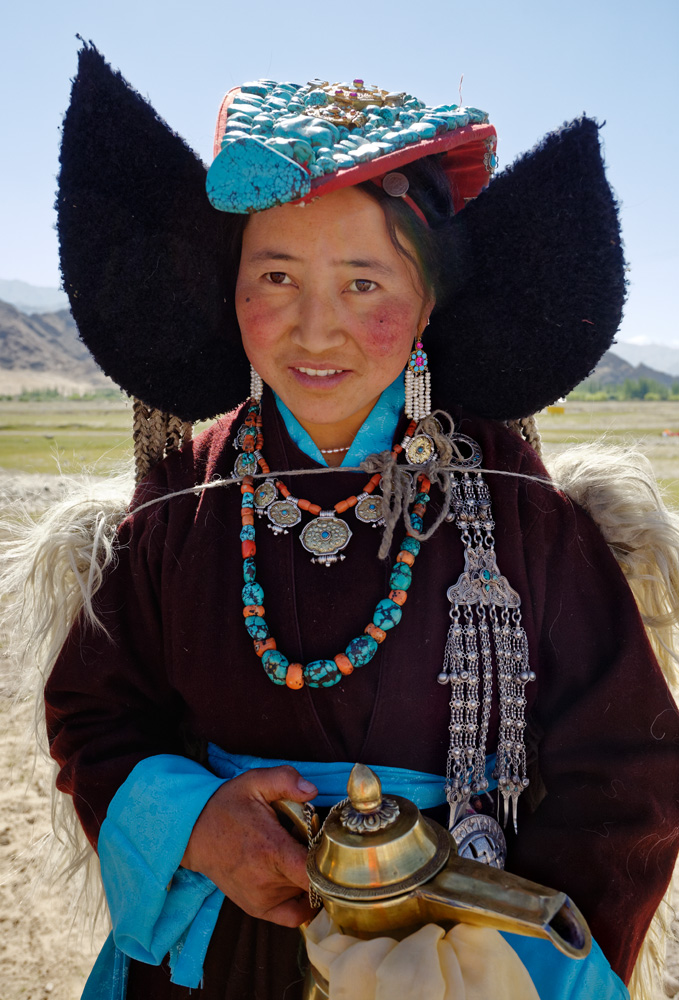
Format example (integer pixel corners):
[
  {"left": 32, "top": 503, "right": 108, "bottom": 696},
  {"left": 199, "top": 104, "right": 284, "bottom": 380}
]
[{"left": 180, "top": 765, "right": 318, "bottom": 927}]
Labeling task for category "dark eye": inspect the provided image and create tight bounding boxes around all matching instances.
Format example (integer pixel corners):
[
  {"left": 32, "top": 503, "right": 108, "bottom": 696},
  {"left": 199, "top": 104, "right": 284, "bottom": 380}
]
[
  {"left": 266, "top": 272, "right": 291, "bottom": 285},
  {"left": 350, "top": 279, "right": 377, "bottom": 293}
]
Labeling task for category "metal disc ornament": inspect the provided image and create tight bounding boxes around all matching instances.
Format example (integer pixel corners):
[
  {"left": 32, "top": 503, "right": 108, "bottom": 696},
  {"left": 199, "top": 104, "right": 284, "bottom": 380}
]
[
  {"left": 449, "top": 433, "right": 483, "bottom": 470},
  {"left": 267, "top": 499, "right": 302, "bottom": 535},
  {"left": 234, "top": 453, "right": 258, "bottom": 477},
  {"left": 301, "top": 515, "right": 352, "bottom": 566},
  {"left": 406, "top": 433, "right": 435, "bottom": 465},
  {"left": 253, "top": 480, "right": 277, "bottom": 511},
  {"left": 450, "top": 813, "right": 507, "bottom": 870},
  {"left": 355, "top": 494, "right": 384, "bottom": 526}
]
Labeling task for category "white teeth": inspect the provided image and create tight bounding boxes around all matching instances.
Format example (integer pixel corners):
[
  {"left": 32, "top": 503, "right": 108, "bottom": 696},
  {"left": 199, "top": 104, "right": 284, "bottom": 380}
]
[{"left": 295, "top": 367, "right": 342, "bottom": 376}]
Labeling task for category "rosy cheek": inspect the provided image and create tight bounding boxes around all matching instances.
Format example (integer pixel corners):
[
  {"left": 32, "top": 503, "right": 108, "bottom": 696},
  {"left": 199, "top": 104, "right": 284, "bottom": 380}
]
[
  {"left": 360, "top": 305, "right": 415, "bottom": 357},
  {"left": 237, "top": 295, "right": 281, "bottom": 345}
]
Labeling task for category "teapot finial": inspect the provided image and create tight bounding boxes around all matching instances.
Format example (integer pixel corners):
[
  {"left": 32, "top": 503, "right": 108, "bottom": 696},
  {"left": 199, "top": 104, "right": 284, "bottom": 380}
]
[
  {"left": 341, "top": 764, "right": 400, "bottom": 833},
  {"left": 347, "top": 763, "right": 383, "bottom": 813}
]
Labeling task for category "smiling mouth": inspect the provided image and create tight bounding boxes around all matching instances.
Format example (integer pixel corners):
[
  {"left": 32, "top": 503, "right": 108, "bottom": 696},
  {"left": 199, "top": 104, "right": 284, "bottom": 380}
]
[{"left": 292, "top": 367, "right": 346, "bottom": 377}]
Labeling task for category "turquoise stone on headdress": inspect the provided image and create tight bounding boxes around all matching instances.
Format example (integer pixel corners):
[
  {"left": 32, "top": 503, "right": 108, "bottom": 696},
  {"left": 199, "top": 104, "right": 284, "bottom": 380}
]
[
  {"left": 207, "top": 77, "right": 492, "bottom": 215},
  {"left": 207, "top": 136, "right": 311, "bottom": 213}
]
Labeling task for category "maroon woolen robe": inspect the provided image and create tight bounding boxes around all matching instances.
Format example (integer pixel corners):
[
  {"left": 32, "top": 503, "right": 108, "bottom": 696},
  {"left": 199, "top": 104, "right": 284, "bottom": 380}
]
[{"left": 45, "top": 393, "right": 679, "bottom": 998}]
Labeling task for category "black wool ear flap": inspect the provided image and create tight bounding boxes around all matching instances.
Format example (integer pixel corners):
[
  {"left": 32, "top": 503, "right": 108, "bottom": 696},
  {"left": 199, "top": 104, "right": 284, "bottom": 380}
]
[
  {"left": 428, "top": 117, "right": 626, "bottom": 420},
  {"left": 57, "top": 43, "right": 250, "bottom": 421}
]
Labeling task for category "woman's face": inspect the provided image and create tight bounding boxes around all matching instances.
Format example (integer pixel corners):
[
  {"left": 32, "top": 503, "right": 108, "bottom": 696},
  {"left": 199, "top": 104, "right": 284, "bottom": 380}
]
[{"left": 235, "top": 186, "right": 433, "bottom": 445}]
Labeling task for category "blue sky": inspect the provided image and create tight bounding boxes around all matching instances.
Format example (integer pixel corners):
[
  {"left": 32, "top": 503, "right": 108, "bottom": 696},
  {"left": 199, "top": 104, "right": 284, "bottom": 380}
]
[{"left": 1, "top": 0, "right": 677, "bottom": 344}]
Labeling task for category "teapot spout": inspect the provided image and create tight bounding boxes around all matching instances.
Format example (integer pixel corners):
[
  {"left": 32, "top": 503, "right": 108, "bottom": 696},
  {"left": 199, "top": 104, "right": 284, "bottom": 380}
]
[{"left": 416, "top": 853, "right": 591, "bottom": 959}]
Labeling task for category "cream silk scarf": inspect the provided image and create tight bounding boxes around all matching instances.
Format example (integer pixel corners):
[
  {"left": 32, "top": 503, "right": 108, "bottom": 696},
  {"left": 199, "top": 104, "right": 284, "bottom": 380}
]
[{"left": 304, "top": 910, "right": 540, "bottom": 1000}]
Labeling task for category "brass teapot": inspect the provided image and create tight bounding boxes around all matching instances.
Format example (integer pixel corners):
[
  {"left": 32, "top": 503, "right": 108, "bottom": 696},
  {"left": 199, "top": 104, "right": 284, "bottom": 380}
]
[{"left": 277, "top": 764, "right": 590, "bottom": 999}]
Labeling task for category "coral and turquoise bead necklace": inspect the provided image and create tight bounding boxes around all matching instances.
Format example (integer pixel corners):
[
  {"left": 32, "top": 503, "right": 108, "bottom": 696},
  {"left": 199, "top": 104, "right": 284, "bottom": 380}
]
[{"left": 237, "top": 400, "right": 431, "bottom": 689}]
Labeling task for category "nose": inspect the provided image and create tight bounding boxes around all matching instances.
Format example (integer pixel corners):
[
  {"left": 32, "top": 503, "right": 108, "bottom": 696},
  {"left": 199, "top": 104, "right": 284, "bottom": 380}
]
[{"left": 290, "top": 288, "right": 347, "bottom": 354}]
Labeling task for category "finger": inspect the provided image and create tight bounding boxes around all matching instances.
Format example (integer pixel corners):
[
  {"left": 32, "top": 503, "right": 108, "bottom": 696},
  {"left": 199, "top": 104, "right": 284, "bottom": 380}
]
[
  {"left": 261, "top": 893, "right": 315, "bottom": 928},
  {"left": 273, "top": 837, "right": 311, "bottom": 892},
  {"left": 244, "top": 764, "right": 318, "bottom": 805}
]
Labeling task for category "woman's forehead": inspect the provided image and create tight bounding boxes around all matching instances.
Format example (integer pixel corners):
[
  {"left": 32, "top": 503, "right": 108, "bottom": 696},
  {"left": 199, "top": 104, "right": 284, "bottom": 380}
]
[
  {"left": 244, "top": 188, "right": 391, "bottom": 246},
  {"left": 242, "top": 186, "right": 406, "bottom": 262}
]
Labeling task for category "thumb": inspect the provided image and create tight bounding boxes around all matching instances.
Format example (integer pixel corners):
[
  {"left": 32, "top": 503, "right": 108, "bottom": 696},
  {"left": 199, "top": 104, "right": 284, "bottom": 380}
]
[{"left": 245, "top": 764, "right": 318, "bottom": 805}]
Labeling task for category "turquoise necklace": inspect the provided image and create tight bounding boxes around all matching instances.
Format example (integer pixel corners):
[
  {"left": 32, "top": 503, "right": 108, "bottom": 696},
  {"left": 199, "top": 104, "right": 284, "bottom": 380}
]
[{"left": 235, "top": 399, "right": 431, "bottom": 689}]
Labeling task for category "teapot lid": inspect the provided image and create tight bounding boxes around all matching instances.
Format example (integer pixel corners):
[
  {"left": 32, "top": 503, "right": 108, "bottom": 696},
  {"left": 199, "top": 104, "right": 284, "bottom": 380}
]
[{"left": 308, "top": 764, "right": 450, "bottom": 901}]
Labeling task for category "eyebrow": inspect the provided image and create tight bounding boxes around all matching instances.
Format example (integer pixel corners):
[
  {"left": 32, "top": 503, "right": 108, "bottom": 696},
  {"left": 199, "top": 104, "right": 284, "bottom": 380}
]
[{"left": 247, "top": 249, "right": 396, "bottom": 276}]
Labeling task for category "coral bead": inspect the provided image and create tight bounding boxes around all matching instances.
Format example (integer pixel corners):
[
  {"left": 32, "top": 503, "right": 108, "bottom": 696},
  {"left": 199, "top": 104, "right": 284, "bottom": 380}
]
[
  {"left": 396, "top": 550, "right": 415, "bottom": 566},
  {"left": 241, "top": 540, "right": 256, "bottom": 558},
  {"left": 286, "top": 662, "right": 305, "bottom": 689},
  {"left": 242, "top": 605, "right": 265, "bottom": 617},
  {"left": 389, "top": 589, "right": 408, "bottom": 606},
  {"left": 254, "top": 636, "right": 276, "bottom": 657},
  {"left": 334, "top": 653, "right": 354, "bottom": 675},
  {"left": 364, "top": 622, "right": 387, "bottom": 643}
]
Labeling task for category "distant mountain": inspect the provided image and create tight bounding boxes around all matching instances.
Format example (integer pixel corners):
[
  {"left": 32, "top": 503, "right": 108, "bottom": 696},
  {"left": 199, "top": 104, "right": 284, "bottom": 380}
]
[
  {"left": 584, "top": 350, "right": 677, "bottom": 388},
  {"left": 0, "top": 279, "right": 69, "bottom": 314},
  {"left": 612, "top": 342, "right": 679, "bottom": 377},
  {"left": 0, "top": 299, "right": 109, "bottom": 388}
]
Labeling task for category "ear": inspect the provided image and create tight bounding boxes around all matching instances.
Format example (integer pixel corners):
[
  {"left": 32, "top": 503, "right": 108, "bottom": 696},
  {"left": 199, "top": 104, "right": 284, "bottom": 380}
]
[
  {"left": 57, "top": 43, "right": 249, "bottom": 421},
  {"left": 429, "top": 117, "right": 625, "bottom": 420}
]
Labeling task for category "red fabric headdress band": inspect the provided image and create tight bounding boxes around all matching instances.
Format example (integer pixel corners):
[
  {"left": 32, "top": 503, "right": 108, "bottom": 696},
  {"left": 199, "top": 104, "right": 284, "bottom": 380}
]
[{"left": 371, "top": 171, "right": 430, "bottom": 226}]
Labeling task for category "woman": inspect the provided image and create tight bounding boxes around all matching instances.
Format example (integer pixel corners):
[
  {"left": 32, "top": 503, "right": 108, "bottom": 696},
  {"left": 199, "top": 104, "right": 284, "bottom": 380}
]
[{"left": 40, "top": 44, "right": 679, "bottom": 999}]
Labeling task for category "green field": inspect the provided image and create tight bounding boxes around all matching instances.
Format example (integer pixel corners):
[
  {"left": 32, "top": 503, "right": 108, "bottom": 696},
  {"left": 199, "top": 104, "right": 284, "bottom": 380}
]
[{"left": 0, "top": 398, "right": 678, "bottom": 504}]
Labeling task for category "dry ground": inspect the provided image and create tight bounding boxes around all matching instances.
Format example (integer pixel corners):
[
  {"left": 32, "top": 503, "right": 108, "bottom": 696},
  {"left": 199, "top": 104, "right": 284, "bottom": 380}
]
[{"left": 1, "top": 401, "right": 679, "bottom": 998}]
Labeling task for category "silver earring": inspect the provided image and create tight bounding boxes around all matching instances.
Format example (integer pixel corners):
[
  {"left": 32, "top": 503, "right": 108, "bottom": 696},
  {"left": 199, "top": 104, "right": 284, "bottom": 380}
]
[
  {"left": 250, "top": 364, "right": 263, "bottom": 402},
  {"left": 404, "top": 329, "right": 431, "bottom": 422}
]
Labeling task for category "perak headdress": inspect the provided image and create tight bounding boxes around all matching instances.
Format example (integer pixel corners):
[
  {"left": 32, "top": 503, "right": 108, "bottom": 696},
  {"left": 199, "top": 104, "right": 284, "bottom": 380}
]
[{"left": 57, "top": 44, "right": 625, "bottom": 425}]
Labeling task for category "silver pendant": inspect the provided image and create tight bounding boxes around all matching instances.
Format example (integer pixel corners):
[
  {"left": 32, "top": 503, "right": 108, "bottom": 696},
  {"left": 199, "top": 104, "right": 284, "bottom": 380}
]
[
  {"left": 446, "top": 547, "right": 522, "bottom": 609},
  {"left": 300, "top": 514, "right": 352, "bottom": 566},
  {"left": 253, "top": 479, "right": 277, "bottom": 513},
  {"left": 406, "top": 433, "right": 435, "bottom": 465},
  {"left": 233, "top": 423, "right": 249, "bottom": 451},
  {"left": 266, "top": 499, "right": 301, "bottom": 535},
  {"left": 234, "top": 453, "right": 258, "bottom": 478},
  {"left": 355, "top": 493, "right": 384, "bottom": 527},
  {"left": 449, "top": 433, "right": 483, "bottom": 469},
  {"left": 450, "top": 812, "right": 507, "bottom": 869}
]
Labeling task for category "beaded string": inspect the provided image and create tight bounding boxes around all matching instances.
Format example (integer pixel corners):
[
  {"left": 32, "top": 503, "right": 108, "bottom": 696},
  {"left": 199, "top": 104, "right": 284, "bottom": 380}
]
[
  {"left": 274, "top": 473, "right": 382, "bottom": 519},
  {"left": 240, "top": 398, "right": 418, "bottom": 521},
  {"left": 238, "top": 403, "right": 432, "bottom": 689}
]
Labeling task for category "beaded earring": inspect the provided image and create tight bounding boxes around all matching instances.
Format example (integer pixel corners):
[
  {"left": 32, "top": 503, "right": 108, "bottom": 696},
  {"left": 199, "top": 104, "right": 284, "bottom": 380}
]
[
  {"left": 404, "top": 326, "right": 431, "bottom": 422},
  {"left": 250, "top": 364, "right": 263, "bottom": 402}
]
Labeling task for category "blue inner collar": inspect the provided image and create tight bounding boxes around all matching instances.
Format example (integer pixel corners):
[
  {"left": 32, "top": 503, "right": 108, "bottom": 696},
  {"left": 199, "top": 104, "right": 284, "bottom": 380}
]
[{"left": 274, "top": 372, "right": 405, "bottom": 466}]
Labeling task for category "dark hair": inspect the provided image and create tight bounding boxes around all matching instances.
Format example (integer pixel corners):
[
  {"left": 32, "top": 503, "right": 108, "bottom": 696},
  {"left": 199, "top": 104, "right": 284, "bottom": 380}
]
[
  {"left": 357, "top": 155, "right": 461, "bottom": 307},
  {"left": 227, "top": 155, "right": 461, "bottom": 308}
]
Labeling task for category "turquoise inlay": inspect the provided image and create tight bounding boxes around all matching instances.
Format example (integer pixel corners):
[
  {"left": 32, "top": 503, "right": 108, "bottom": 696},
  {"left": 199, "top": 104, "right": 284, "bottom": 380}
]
[
  {"left": 244, "top": 615, "right": 268, "bottom": 640},
  {"left": 241, "top": 581, "right": 264, "bottom": 604},
  {"left": 390, "top": 562, "right": 412, "bottom": 591},
  {"left": 345, "top": 634, "right": 378, "bottom": 667},
  {"left": 401, "top": 536, "right": 421, "bottom": 556},
  {"left": 304, "top": 658, "right": 342, "bottom": 687},
  {"left": 205, "top": 77, "right": 491, "bottom": 214},
  {"left": 274, "top": 373, "right": 404, "bottom": 468},
  {"left": 261, "top": 648, "right": 288, "bottom": 684},
  {"left": 206, "top": 136, "right": 311, "bottom": 213},
  {"left": 373, "top": 597, "right": 403, "bottom": 630}
]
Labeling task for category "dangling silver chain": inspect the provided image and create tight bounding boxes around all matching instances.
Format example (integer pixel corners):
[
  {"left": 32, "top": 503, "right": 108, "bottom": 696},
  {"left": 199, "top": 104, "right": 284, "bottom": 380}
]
[
  {"left": 303, "top": 799, "right": 348, "bottom": 909},
  {"left": 440, "top": 439, "right": 535, "bottom": 835}
]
